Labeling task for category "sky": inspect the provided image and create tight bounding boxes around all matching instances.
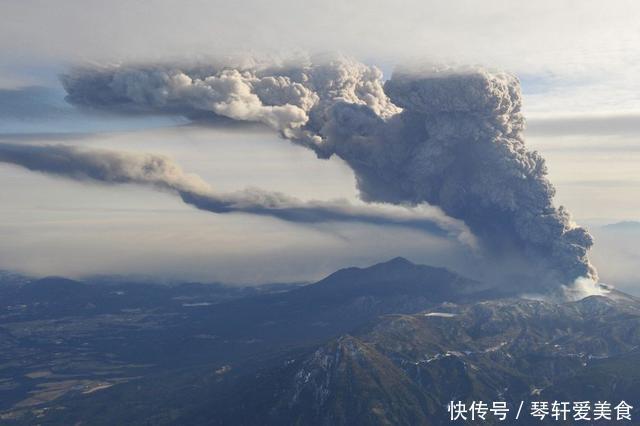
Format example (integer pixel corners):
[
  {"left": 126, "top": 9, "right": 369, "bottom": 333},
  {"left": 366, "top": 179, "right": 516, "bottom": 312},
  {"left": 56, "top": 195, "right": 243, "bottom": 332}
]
[{"left": 0, "top": 1, "right": 638, "bottom": 292}]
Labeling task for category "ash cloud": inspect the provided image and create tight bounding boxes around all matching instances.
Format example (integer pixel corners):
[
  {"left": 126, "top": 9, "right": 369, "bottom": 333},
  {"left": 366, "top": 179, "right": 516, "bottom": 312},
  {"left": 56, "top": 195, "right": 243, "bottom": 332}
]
[
  {"left": 59, "top": 57, "right": 597, "bottom": 288},
  {"left": 0, "top": 142, "right": 469, "bottom": 239}
]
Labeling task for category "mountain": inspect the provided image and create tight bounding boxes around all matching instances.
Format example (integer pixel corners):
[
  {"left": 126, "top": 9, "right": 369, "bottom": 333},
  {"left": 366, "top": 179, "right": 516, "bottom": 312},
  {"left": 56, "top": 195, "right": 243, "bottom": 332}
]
[
  {"left": 22, "top": 292, "right": 640, "bottom": 425},
  {"left": 18, "top": 276, "right": 90, "bottom": 299},
  {"left": 0, "top": 274, "right": 305, "bottom": 320},
  {"left": 0, "top": 271, "right": 31, "bottom": 287},
  {"left": 157, "top": 257, "right": 491, "bottom": 362},
  {"left": 157, "top": 294, "right": 639, "bottom": 426},
  {"left": 602, "top": 220, "right": 640, "bottom": 231},
  {"left": 0, "top": 258, "right": 490, "bottom": 423},
  {"left": 1, "top": 259, "right": 639, "bottom": 425}
]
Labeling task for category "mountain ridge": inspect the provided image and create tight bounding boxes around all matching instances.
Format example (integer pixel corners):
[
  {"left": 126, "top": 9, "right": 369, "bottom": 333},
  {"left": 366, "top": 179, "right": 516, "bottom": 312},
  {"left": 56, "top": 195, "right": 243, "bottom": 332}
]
[{"left": 2, "top": 257, "right": 639, "bottom": 425}]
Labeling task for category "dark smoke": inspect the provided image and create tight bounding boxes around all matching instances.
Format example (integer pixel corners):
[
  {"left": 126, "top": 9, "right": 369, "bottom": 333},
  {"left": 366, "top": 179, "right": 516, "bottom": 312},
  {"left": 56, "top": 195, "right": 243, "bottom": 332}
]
[
  {"left": 58, "top": 57, "right": 597, "bottom": 287},
  {"left": 0, "top": 142, "right": 469, "bottom": 239}
]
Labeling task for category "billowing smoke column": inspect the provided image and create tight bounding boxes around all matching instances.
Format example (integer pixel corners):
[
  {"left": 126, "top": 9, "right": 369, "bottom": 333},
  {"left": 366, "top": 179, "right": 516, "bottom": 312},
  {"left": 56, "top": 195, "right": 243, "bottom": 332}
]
[
  {"left": 60, "top": 57, "right": 596, "bottom": 287},
  {"left": 359, "top": 68, "right": 596, "bottom": 286},
  {"left": 0, "top": 142, "right": 468, "bottom": 238}
]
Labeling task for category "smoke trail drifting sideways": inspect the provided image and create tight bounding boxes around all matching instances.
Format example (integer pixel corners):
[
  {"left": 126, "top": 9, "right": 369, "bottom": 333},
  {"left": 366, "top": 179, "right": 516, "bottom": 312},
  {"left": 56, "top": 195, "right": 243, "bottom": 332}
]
[
  {"left": 0, "top": 142, "right": 471, "bottom": 240},
  {"left": 60, "top": 57, "right": 596, "bottom": 287}
]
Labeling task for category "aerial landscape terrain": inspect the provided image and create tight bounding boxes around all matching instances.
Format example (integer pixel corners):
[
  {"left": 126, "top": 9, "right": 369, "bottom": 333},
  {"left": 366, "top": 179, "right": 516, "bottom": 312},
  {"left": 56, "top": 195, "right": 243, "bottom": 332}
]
[
  {"left": 1, "top": 257, "right": 639, "bottom": 424},
  {"left": 1, "top": 1, "right": 639, "bottom": 424}
]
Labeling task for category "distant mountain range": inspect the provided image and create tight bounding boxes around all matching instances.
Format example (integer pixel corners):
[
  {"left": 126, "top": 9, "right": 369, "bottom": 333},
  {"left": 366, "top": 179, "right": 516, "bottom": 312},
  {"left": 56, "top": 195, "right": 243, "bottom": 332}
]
[
  {"left": 1, "top": 258, "right": 638, "bottom": 425},
  {"left": 601, "top": 220, "right": 640, "bottom": 230}
]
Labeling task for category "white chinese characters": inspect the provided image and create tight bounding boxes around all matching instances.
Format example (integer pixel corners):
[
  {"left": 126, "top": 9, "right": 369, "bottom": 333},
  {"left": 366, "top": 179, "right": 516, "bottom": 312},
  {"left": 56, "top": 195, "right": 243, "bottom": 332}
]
[{"left": 447, "top": 400, "right": 634, "bottom": 422}]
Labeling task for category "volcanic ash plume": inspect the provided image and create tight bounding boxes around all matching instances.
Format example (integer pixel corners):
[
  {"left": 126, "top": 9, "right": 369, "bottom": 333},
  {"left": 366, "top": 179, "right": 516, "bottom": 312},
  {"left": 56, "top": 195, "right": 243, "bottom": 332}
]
[
  {"left": 384, "top": 69, "right": 596, "bottom": 286},
  {"left": 0, "top": 143, "right": 468, "bottom": 239},
  {"left": 60, "top": 58, "right": 597, "bottom": 287}
]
